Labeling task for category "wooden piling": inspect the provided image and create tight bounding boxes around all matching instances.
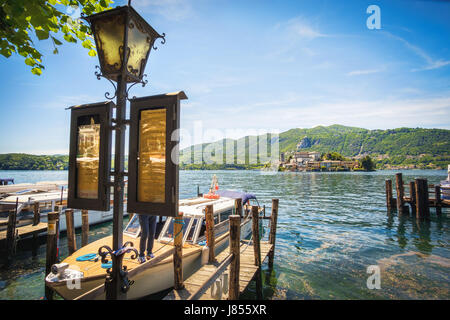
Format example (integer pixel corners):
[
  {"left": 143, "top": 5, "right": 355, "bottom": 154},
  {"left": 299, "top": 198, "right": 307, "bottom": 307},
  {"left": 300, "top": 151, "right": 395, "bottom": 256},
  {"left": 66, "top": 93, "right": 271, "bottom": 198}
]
[
  {"left": 435, "top": 185, "right": 442, "bottom": 215},
  {"left": 234, "top": 198, "right": 242, "bottom": 218},
  {"left": 395, "top": 173, "right": 406, "bottom": 214},
  {"left": 251, "top": 205, "right": 263, "bottom": 299},
  {"left": 31, "top": 232, "right": 38, "bottom": 257},
  {"left": 45, "top": 210, "right": 60, "bottom": 300},
  {"left": 385, "top": 179, "right": 394, "bottom": 210},
  {"left": 6, "top": 198, "right": 19, "bottom": 259},
  {"left": 173, "top": 212, "right": 184, "bottom": 290},
  {"left": 268, "top": 199, "right": 279, "bottom": 269},
  {"left": 65, "top": 209, "right": 76, "bottom": 255},
  {"left": 81, "top": 209, "right": 89, "bottom": 247},
  {"left": 251, "top": 206, "right": 261, "bottom": 267},
  {"left": 205, "top": 204, "right": 215, "bottom": 263},
  {"left": 409, "top": 181, "right": 416, "bottom": 215},
  {"left": 228, "top": 215, "right": 241, "bottom": 300},
  {"left": 415, "top": 178, "right": 430, "bottom": 219},
  {"left": 33, "top": 202, "right": 40, "bottom": 226},
  {"left": 60, "top": 186, "right": 64, "bottom": 205},
  {"left": 54, "top": 205, "right": 61, "bottom": 263}
]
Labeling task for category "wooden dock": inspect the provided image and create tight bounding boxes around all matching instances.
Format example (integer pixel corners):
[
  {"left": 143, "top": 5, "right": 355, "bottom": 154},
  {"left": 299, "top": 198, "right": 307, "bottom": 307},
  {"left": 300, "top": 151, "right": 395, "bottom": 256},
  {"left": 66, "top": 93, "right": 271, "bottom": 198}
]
[
  {"left": 385, "top": 173, "right": 449, "bottom": 218},
  {"left": 164, "top": 241, "right": 273, "bottom": 300},
  {"left": 0, "top": 221, "right": 47, "bottom": 242},
  {"left": 1, "top": 199, "right": 48, "bottom": 259},
  {"left": 164, "top": 199, "right": 279, "bottom": 301}
]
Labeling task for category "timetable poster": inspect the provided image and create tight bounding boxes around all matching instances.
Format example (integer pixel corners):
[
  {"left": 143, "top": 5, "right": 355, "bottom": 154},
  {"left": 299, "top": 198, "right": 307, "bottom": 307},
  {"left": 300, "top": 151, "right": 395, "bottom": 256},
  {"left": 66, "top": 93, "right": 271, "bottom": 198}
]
[
  {"left": 138, "top": 108, "right": 166, "bottom": 203},
  {"left": 76, "top": 117, "right": 100, "bottom": 199}
]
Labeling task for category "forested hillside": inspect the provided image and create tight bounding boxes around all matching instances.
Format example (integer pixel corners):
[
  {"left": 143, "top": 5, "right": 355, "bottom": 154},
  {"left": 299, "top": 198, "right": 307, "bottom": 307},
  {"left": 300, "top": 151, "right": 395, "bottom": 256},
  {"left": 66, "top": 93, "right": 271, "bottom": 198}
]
[
  {"left": 180, "top": 125, "right": 450, "bottom": 169},
  {"left": 0, "top": 154, "right": 68, "bottom": 170},
  {"left": 1, "top": 125, "right": 449, "bottom": 170}
]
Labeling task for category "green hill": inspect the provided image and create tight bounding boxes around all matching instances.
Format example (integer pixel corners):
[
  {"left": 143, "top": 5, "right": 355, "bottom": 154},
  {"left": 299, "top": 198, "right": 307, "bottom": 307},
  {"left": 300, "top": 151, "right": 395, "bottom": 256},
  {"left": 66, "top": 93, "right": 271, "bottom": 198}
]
[
  {"left": 0, "top": 125, "right": 448, "bottom": 170},
  {"left": 180, "top": 125, "right": 450, "bottom": 170},
  {"left": 0, "top": 153, "right": 68, "bottom": 170}
]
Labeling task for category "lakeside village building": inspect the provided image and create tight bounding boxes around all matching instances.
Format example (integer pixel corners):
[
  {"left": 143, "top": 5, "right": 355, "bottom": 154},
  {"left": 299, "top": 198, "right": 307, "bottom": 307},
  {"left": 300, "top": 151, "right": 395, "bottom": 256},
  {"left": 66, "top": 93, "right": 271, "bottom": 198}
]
[{"left": 279, "top": 151, "right": 360, "bottom": 172}]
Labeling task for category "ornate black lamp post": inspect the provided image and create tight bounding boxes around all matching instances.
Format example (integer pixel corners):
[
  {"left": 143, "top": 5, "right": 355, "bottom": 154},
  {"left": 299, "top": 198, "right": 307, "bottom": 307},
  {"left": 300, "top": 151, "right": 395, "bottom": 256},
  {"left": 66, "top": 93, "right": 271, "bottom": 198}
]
[{"left": 84, "top": 3, "right": 165, "bottom": 300}]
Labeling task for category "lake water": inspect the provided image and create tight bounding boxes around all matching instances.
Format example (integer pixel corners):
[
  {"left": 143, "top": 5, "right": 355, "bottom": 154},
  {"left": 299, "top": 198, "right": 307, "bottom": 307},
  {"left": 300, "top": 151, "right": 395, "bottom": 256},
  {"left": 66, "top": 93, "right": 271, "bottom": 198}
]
[{"left": 0, "top": 169, "right": 448, "bottom": 300}]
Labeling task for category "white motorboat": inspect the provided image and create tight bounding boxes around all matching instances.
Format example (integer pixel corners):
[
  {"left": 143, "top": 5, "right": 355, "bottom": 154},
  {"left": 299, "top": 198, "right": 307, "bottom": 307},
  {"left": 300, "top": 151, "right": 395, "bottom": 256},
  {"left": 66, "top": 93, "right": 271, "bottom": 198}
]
[
  {"left": 0, "top": 181, "right": 128, "bottom": 233},
  {"left": 440, "top": 165, "right": 450, "bottom": 200},
  {"left": 45, "top": 190, "right": 260, "bottom": 300}
]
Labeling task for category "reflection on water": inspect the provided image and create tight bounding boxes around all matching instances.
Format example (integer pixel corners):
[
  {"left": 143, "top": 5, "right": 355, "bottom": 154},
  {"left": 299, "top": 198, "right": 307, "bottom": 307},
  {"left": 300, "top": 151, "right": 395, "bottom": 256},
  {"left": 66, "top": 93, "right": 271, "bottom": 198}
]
[{"left": 0, "top": 169, "right": 448, "bottom": 299}]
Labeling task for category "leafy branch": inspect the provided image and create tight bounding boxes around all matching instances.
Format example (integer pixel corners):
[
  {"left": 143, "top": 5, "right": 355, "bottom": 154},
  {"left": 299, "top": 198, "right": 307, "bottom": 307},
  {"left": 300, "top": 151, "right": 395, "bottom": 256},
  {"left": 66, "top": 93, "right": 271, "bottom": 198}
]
[{"left": 0, "top": 0, "right": 114, "bottom": 75}]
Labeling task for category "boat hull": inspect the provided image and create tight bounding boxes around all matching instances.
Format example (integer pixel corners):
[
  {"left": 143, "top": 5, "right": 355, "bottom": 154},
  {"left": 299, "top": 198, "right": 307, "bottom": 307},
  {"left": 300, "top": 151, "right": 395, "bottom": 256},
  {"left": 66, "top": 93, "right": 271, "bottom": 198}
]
[{"left": 49, "top": 218, "right": 252, "bottom": 300}]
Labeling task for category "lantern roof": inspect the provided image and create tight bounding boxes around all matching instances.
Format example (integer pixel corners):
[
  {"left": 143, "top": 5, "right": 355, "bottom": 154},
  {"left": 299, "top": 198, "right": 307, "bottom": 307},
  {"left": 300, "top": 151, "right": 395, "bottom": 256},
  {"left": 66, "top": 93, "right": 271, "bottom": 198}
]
[{"left": 84, "top": 6, "right": 163, "bottom": 42}]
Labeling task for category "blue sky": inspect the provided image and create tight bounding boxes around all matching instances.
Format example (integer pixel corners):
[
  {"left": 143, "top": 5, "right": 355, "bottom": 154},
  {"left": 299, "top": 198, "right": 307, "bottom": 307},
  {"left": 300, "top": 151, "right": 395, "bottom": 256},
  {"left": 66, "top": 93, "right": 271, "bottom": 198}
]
[{"left": 0, "top": 0, "right": 449, "bottom": 154}]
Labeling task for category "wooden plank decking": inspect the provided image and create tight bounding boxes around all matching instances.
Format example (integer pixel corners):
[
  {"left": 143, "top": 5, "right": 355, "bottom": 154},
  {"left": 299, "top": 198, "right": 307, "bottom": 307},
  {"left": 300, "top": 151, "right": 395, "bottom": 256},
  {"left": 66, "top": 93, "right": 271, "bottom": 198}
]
[
  {"left": 164, "top": 240, "right": 273, "bottom": 300},
  {"left": 0, "top": 222, "right": 47, "bottom": 242}
]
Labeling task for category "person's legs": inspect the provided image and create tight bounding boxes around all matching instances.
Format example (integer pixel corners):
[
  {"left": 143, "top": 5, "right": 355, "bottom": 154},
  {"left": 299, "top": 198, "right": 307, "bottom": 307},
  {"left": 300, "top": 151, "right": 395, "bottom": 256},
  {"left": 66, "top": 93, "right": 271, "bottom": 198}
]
[
  {"left": 146, "top": 215, "right": 157, "bottom": 257},
  {"left": 139, "top": 215, "right": 149, "bottom": 258}
]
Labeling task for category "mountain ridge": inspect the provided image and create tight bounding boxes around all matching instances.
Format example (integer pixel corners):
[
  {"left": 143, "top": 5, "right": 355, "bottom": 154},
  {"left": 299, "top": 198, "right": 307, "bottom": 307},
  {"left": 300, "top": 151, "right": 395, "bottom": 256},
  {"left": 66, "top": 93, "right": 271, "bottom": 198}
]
[
  {"left": 0, "top": 125, "right": 448, "bottom": 170},
  {"left": 180, "top": 124, "right": 450, "bottom": 169}
]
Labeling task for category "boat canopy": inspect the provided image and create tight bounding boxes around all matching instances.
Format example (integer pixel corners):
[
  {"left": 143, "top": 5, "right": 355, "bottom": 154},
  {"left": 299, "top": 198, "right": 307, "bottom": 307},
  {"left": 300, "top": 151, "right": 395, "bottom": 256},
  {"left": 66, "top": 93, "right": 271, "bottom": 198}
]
[{"left": 216, "top": 190, "right": 257, "bottom": 205}]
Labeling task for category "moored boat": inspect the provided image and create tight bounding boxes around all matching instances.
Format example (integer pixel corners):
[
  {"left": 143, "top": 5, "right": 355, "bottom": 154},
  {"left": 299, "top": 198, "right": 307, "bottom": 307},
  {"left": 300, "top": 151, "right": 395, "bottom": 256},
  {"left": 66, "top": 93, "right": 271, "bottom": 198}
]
[
  {"left": 440, "top": 165, "right": 450, "bottom": 200},
  {"left": 45, "top": 189, "right": 260, "bottom": 300},
  {"left": 0, "top": 181, "right": 129, "bottom": 234}
]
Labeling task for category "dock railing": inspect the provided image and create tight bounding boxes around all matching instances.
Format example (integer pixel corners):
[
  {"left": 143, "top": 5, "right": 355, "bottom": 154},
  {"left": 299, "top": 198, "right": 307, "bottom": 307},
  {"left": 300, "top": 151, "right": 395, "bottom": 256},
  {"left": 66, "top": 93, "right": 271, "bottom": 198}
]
[{"left": 167, "top": 198, "right": 279, "bottom": 300}]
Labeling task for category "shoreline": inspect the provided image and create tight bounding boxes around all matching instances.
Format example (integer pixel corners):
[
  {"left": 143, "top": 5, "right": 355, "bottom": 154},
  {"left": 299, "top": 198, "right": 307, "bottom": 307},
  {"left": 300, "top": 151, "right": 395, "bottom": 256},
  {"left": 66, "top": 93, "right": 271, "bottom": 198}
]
[{"left": 0, "top": 168, "right": 447, "bottom": 171}]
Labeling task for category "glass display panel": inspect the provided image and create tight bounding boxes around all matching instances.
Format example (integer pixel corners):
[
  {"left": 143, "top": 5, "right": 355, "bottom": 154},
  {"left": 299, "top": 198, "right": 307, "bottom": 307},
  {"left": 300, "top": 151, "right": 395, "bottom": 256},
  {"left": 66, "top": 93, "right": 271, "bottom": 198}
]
[
  {"left": 92, "top": 13, "right": 125, "bottom": 75},
  {"left": 76, "top": 115, "right": 100, "bottom": 199},
  {"left": 127, "top": 17, "right": 152, "bottom": 78},
  {"left": 137, "top": 108, "right": 166, "bottom": 203}
]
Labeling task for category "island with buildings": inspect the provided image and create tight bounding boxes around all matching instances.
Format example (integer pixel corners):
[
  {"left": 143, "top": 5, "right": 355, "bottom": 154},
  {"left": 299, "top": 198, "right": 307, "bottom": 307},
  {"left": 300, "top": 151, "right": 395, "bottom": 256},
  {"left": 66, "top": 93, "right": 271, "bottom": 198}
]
[{"left": 279, "top": 151, "right": 364, "bottom": 172}]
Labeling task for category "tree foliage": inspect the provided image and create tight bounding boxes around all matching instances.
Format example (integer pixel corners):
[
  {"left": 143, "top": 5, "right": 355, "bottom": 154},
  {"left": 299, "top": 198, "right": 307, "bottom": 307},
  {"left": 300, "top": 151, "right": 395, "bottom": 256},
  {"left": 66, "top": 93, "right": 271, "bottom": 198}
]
[
  {"left": 0, "top": 153, "right": 68, "bottom": 170},
  {"left": 321, "top": 152, "right": 347, "bottom": 161},
  {"left": 0, "top": 0, "right": 114, "bottom": 75},
  {"left": 359, "top": 155, "right": 375, "bottom": 171}
]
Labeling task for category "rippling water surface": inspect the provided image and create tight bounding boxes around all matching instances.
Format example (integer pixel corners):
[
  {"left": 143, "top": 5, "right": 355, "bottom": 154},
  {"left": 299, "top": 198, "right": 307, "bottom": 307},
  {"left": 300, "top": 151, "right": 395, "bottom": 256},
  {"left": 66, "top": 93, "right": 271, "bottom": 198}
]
[{"left": 0, "top": 170, "right": 448, "bottom": 299}]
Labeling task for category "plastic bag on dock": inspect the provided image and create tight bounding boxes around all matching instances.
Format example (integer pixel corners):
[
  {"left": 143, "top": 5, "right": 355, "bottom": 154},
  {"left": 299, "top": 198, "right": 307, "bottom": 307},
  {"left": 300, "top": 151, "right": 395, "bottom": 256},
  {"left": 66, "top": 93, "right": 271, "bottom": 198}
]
[{"left": 46, "top": 263, "right": 84, "bottom": 282}]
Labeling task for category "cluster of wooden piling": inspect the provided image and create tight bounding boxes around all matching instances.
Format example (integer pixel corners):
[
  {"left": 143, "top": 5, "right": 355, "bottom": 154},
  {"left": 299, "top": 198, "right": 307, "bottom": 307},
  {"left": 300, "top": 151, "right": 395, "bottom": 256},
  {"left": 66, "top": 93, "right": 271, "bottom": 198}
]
[
  {"left": 166, "top": 198, "right": 279, "bottom": 300},
  {"left": 1, "top": 199, "right": 47, "bottom": 261},
  {"left": 44, "top": 207, "right": 90, "bottom": 300},
  {"left": 385, "top": 173, "right": 448, "bottom": 218}
]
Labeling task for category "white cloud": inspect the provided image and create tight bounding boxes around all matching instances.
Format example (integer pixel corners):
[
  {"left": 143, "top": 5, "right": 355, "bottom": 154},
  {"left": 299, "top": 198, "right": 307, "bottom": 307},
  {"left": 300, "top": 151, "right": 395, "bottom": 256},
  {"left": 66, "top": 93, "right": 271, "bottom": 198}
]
[
  {"left": 285, "top": 17, "right": 327, "bottom": 40},
  {"left": 262, "top": 96, "right": 450, "bottom": 130},
  {"left": 24, "top": 149, "right": 69, "bottom": 155},
  {"left": 181, "top": 95, "right": 450, "bottom": 144},
  {"left": 413, "top": 60, "right": 450, "bottom": 72},
  {"left": 384, "top": 32, "right": 450, "bottom": 72},
  {"left": 346, "top": 69, "right": 383, "bottom": 76}
]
